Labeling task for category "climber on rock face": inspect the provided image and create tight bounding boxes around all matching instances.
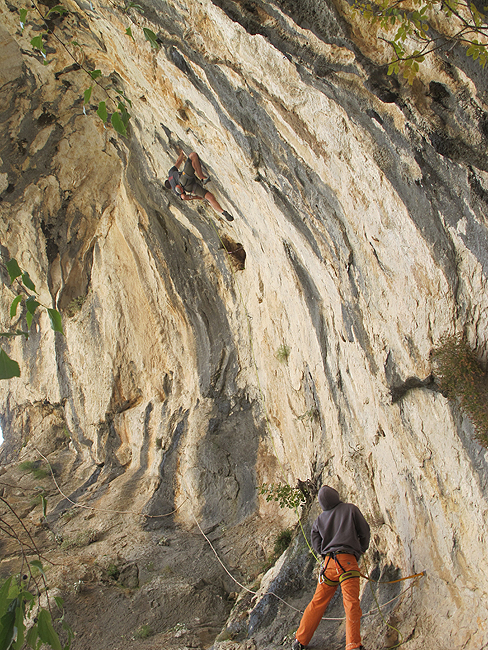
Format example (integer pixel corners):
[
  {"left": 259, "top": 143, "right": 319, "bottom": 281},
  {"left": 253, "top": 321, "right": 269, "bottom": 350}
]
[
  {"left": 165, "top": 150, "right": 234, "bottom": 221},
  {"left": 291, "top": 486, "right": 370, "bottom": 650}
]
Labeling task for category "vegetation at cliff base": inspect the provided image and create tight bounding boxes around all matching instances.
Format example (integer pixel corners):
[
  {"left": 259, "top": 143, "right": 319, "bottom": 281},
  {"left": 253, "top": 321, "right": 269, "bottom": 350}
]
[
  {"left": 0, "top": 498, "right": 73, "bottom": 650},
  {"left": 431, "top": 333, "right": 488, "bottom": 446}
]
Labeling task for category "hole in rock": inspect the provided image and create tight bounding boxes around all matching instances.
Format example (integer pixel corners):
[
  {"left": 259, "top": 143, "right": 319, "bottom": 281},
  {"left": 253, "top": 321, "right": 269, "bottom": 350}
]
[{"left": 221, "top": 236, "right": 246, "bottom": 271}]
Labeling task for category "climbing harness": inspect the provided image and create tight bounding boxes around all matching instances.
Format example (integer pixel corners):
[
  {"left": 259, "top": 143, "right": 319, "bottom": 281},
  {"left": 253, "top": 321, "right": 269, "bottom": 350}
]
[
  {"left": 318, "top": 555, "right": 361, "bottom": 587},
  {"left": 318, "top": 552, "right": 425, "bottom": 587}
]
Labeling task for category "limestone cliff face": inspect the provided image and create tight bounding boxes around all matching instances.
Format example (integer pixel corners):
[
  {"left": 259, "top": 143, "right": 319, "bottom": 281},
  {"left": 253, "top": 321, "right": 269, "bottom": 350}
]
[{"left": 1, "top": 0, "right": 488, "bottom": 648}]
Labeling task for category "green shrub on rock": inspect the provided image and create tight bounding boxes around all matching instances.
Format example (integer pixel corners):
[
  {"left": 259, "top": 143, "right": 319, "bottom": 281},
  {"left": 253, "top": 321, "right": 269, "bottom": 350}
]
[{"left": 431, "top": 333, "right": 488, "bottom": 447}]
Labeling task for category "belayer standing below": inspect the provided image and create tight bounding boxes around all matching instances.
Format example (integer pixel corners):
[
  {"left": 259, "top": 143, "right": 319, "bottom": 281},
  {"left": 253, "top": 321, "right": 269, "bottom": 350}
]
[
  {"left": 165, "top": 150, "right": 234, "bottom": 221},
  {"left": 292, "top": 486, "right": 370, "bottom": 650}
]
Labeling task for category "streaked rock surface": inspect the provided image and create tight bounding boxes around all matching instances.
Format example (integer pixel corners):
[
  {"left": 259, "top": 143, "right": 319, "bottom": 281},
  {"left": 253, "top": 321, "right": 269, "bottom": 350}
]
[{"left": 1, "top": 0, "right": 488, "bottom": 648}]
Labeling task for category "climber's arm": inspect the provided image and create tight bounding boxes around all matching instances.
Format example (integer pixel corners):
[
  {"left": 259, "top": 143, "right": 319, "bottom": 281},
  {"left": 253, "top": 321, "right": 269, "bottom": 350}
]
[{"left": 175, "top": 149, "right": 186, "bottom": 169}]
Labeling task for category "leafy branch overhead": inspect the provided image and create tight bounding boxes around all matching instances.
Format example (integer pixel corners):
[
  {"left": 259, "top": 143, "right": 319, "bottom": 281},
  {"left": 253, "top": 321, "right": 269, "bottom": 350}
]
[
  {"left": 0, "top": 259, "right": 64, "bottom": 380},
  {"left": 19, "top": 2, "right": 136, "bottom": 138},
  {"left": 352, "top": 0, "right": 488, "bottom": 83}
]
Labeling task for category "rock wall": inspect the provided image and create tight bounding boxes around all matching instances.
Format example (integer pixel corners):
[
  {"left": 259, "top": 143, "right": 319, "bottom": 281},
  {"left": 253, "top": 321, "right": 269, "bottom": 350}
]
[{"left": 1, "top": 0, "right": 488, "bottom": 648}]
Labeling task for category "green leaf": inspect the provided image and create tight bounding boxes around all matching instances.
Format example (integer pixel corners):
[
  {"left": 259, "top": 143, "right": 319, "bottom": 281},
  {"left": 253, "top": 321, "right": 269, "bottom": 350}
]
[
  {"left": 54, "top": 597, "right": 64, "bottom": 611},
  {"left": 90, "top": 69, "right": 102, "bottom": 80},
  {"left": 0, "top": 330, "right": 28, "bottom": 340},
  {"left": 20, "top": 591, "right": 33, "bottom": 604},
  {"left": 26, "top": 312, "right": 33, "bottom": 329},
  {"left": 117, "top": 92, "right": 132, "bottom": 108},
  {"left": 29, "top": 561, "right": 45, "bottom": 577},
  {"left": 127, "top": 1, "right": 144, "bottom": 11},
  {"left": 143, "top": 28, "right": 159, "bottom": 49},
  {"left": 26, "top": 296, "right": 39, "bottom": 315},
  {"left": 26, "top": 624, "right": 38, "bottom": 650},
  {"left": 30, "top": 35, "right": 46, "bottom": 56},
  {"left": 97, "top": 101, "right": 108, "bottom": 123},
  {"left": 125, "top": 26, "right": 134, "bottom": 39},
  {"left": 0, "top": 578, "right": 13, "bottom": 618},
  {"left": 6, "top": 259, "right": 22, "bottom": 284},
  {"left": 10, "top": 295, "right": 23, "bottom": 319},
  {"left": 0, "top": 349, "right": 20, "bottom": 379},
  {"left": 12, "top": 595, "right": 25, "bottom": 650},
  {"left": 0, "top": 607, "right": 16, "bottom": 650},
  {"left": 37, "top": 610, "right": 62, "bottom": 650},
  {"left": 117, "top": 102, "right": 131, "bottom": 126},
  {"left": 22, "top": 272, "right": 36, "bottom": 292},
  {"left": 47, "top": 308, "right": 64, "bottom": 334},
  {"left": 111, "top": 112, "right": 127, "bottom": 137},
  {"left": 83, "top": 86, "right": 92, "bottom": 107},
  {"left": 61, "top": 619, "right": 74, "bottom": 650},
  {"left": 19, "top": 8, "right": 28, "bottom": 30},
  {"left": 46, "top": 4, "right": 67, "bottom": 17}
]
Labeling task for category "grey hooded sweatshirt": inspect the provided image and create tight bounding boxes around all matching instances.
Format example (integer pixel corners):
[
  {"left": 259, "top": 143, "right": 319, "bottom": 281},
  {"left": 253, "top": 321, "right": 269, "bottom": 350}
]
[{"left": 311, "top": 486, "right": 370, "bottom": 560}]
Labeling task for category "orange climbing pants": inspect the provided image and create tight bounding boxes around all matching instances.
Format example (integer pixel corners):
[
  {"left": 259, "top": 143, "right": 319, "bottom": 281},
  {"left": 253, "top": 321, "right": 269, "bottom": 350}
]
[{"left": 296, "top": 553, "right": 362, "bottom": 650}]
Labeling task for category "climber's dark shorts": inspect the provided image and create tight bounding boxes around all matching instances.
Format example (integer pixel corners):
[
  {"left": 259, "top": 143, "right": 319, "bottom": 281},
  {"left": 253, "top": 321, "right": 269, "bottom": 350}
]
[{"left": 180, "top": 158, "right": 206, "bottom": 198}]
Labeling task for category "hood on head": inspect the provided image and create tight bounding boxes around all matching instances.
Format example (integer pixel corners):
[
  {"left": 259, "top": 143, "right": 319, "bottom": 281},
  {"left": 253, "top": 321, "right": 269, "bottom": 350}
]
[{"left": 318, "top": 486, "right": 341, "bottom": 510}]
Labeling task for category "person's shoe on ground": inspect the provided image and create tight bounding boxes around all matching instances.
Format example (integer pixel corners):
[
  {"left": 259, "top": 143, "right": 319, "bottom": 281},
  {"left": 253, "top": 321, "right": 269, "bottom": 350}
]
[
  {"left": 291, "top": 640, "right": 304, "bottom": 650},
  {"left": 222, "top": 210, "right": 234, "bottom": 221}
]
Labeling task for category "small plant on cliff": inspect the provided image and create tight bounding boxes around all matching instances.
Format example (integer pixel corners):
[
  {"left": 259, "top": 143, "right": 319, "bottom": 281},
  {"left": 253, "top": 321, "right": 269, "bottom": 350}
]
[
  {"left": 19, "top": 460, "right": 49, "bottom": 480},
  {"left": 258, "top": 483, "right": 306, "bottom": 510},
  {"left": 107, "top": 564, "right": 120, "bottom": 580},
  {"left": 431, "top": 333, "right": 488, "bottom": 446},
  {"left": 65, "top": 295, "right": 86, "bottom": 318},
  {"left": 260, "top": 528, "right": 294, "bottom": 574},
  {"left": 133, "top": 624, "right": 152, "bottom": 639},
  {"left": 60, "top": 529, "right": 100, "bottom": 550},
  {"left": 275, "top": 343, "right": 291, "bottom": 363},
  {"left": 273, "top": 528, "right": 293, "bottom": 556},
  {"left": 296, "top": 407, "right": 320, "bottom": 422}
]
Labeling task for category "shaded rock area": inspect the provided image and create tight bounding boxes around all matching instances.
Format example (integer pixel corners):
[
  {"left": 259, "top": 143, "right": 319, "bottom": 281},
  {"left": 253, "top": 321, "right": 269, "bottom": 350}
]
[{"left": 1, "top": 0, "right": 488, "bottom": 648}]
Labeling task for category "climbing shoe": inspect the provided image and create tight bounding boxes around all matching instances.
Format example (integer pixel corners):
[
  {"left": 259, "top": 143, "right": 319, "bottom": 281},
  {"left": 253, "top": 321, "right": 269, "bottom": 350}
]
[
  {"left": 291, "top": 640, "right": 304, "bottom": 650},
  {"left": 222, "top": 210, "right": 234, "bottom": 221},
  {"left": 202, "top": 176, "right": 211, "bottom": 185}
]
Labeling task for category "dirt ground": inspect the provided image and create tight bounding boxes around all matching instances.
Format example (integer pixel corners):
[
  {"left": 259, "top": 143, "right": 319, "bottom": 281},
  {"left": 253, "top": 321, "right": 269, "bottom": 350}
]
[{"left": 0, "top": 458, "right": 292, "bottom": 650}]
